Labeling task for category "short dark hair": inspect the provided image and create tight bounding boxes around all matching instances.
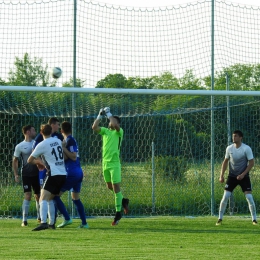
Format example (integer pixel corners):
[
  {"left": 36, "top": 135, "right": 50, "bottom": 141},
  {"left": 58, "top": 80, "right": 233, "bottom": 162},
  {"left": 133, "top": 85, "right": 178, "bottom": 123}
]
[
  {"left": 113, "top": 116, "right": 121, "bottom": 124},
  {"left": 48, "top": 117, "right": 60, "bottom": 125},
  {"left": 61, "top": 121, "right": 72, "bottom": 134},
  {"left": 40, "top": 124, "right": 52, "bottom": 136},
  {"left": 233, "top": 130, "right": 243, "bottom": 138},
  {"left": 22, "top": 125, "right": 33, "bottom": 135}
]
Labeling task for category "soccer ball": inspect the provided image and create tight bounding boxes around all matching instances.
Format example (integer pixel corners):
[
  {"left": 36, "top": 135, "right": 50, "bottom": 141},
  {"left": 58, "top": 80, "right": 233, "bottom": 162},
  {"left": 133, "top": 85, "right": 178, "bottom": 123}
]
[{"left": 51, "top": 67, "right": 62, "bottom": 79}]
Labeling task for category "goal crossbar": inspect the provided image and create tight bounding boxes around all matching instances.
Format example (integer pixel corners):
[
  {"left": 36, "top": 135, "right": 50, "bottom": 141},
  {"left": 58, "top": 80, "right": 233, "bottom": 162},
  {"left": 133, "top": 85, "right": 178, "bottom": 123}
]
[{"left": 1, "top": 86, "right": 259, "bottom": 96}]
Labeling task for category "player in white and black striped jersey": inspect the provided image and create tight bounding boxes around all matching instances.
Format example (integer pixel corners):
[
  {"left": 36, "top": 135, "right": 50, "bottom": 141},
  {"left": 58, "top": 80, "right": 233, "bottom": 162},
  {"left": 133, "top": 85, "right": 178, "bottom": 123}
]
[{"left": 28, "top": 124, "right": 67, "bottom": 231}]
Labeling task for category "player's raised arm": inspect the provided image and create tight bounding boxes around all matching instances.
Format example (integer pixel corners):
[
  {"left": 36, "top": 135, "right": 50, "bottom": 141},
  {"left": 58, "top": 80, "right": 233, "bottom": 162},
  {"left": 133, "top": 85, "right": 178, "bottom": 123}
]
[{"left": 92, "top": 108, "right": 104, "bottom": 133}]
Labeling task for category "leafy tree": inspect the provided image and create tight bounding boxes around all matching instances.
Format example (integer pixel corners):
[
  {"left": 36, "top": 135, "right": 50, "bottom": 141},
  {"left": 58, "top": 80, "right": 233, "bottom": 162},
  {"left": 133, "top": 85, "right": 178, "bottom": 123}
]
[
  {"left": 96, "top": 73, "right": 133, "bottom": 88},
  {"left": 8, "top": 53, "right": 54, "bottom": 87},
  {"left": 179, "top": 70, "right": 203, "bottom": 90},
  {"left": 151, "top": 71, "right": 180, "bottom": 89},
  {"left": 204, "top": 63, "right": 260, "bottom": 91},
  {"left": 0, "top": 78, "right": 7, "bottom": 85},
  {"left": 62, "top": 77, "right": 85, "bottom": 87}
]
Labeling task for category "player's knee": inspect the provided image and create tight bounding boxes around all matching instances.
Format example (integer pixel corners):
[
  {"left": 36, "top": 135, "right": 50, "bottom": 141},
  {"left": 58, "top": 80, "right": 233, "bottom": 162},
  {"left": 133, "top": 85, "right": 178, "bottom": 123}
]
[
  {"left": 24, "top": 192, "right": 32, "bottom": 201},
  {"left": 222, "top": 190, "right": 232, "bottom": 202},
  {"left": 245, "top": 193, "right": 254, "bottom": 204}
]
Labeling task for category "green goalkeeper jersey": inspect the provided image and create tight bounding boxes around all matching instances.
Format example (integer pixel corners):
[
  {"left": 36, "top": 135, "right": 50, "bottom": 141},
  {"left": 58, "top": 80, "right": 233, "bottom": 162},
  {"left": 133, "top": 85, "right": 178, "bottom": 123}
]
[{"left": 99, "top": 127, "right": 124, "bottom": 163}]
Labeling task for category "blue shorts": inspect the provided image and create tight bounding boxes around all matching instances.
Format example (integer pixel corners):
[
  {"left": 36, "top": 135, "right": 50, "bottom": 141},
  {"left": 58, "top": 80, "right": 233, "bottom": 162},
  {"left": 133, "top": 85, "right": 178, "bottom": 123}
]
[
  {"left": 60, "top": 174, "right": 83, "bottom": 193},
  {"left": 39, "top": 169, "right": 47, "bottom": 186}
]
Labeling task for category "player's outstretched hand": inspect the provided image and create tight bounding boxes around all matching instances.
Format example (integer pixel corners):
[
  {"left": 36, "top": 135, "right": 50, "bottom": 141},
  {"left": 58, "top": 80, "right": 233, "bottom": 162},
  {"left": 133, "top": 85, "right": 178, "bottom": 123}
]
[
  {"left": 97, "top": 108, "right": 105, "bottom": 120},
  {"left": 104, "top": 107, "right": 112, "bottom": 118}
]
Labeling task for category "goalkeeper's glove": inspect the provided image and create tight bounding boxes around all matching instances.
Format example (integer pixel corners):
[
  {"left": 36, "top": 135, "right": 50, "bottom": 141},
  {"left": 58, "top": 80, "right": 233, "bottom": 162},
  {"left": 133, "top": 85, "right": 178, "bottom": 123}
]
[
  {"left": 96, "top": 108, "right": 105, "bottom": 120},
  {"left": 104, "top": 107, "right": 112, "bottom": 118}
]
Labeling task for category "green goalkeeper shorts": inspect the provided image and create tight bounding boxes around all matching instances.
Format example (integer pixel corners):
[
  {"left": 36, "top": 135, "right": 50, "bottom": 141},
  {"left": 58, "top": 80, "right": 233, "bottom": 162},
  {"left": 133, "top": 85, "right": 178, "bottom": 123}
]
[{"left": 102, "top": 163, "right": 121, "bottom": 184}]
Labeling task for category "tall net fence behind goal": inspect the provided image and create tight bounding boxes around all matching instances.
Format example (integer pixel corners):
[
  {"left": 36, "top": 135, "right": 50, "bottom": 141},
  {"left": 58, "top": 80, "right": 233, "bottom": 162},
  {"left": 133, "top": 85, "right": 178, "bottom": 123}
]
[{"left": 1, "top": 0, "right": 260, "bottom": 218}]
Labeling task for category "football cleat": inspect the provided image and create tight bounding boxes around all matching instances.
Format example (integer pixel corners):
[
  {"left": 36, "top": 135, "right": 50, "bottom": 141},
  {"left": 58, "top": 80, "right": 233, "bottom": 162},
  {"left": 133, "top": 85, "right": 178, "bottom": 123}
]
[
  {"left": 21, "top": 221, "right": 28, "bottom": 227},
  {"left": 48, "top": 224, "right": 56, "bottom": 229},
  {"left": 57, "top": 219, "right": 73, "bottom": 228},
  {"left": 37, "top": 218, "right": 41, "bottom": 223},
  {"left": 122, "top": 198, "right": 129, "bottom": 215},
  {"left": 111, "top": 212, "right": 122, "bottom": 226},
  {"left": 32, "top": 223, "right": 49, "bottom": 231},
  {"left": 216, "top": 219, "right": 222, "bottom": 226},
  {"left": 77, "top": 223, "right": 89, "bottom": 229},
  {"left": 253, "top": 220, "right": 258, "bottom": 225}
]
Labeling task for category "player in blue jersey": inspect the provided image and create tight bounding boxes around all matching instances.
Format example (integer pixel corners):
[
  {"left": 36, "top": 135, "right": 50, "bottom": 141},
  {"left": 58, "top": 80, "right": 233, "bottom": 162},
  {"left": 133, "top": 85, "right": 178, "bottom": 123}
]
[
  {"left": 55, "top": 121, "right": 89, "bottom": 229},
  {"left": 13, "top": 125, "right": 41, "bottom": 227},
  {"left": 32, "top": 117, "right": 64, "bottom": 186}
]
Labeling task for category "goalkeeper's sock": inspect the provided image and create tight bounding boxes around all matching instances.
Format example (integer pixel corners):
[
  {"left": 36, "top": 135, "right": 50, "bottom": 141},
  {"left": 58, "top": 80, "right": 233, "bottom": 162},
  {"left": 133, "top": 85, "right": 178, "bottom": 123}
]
[
  {"left": 22, "top": 199, "right": 30, "bottom": 222},
  {"left": 73, "top": 199, "right": 87, "bottom": 225},
  {"left": 115, "top": 192, "right": 123, "bottom": 212},
  {"left": 40, "top": 200, "right": 48, "bottom": 223},
  {"left": 54, "top": 196, "right": 70, "bottom": 221}
]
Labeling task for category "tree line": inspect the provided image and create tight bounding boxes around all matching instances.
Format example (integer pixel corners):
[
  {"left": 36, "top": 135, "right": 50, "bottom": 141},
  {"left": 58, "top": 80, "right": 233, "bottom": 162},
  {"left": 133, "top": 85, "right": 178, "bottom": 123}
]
[{"left": 1, "top": 53, "right": 260, "bottom": 90}]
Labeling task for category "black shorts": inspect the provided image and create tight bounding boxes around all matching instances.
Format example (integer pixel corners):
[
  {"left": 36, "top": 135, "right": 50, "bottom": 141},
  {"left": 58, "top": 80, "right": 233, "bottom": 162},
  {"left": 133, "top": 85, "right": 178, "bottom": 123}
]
[
  {"left": 225, "top": 175, "right": 252, "bottom": 193},
  {"left": 42, "top": 175, "right": 66, "bottom": 195},
  {"left": 22, "top": 175, "right": 41, "bottom": 195}
]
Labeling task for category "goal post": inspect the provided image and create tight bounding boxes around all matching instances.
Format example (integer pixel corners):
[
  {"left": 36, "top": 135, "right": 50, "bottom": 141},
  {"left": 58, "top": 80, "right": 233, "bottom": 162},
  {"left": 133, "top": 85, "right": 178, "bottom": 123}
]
[{"left": 1, "top": 86, "right": 260, "bottom": 218}]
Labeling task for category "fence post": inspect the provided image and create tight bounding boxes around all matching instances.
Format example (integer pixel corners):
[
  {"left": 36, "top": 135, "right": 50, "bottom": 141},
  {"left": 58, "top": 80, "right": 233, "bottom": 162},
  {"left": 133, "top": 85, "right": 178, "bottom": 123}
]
[{"left": 152, "top": 142, "right": 155, "bottom": 214}]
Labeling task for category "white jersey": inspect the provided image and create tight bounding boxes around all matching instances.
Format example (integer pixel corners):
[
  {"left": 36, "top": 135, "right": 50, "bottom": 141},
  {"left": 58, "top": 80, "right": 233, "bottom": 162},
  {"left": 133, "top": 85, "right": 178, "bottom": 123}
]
[
  {"left": 225, "top": 143, "right": 254, "bottom": 177},
  {"left": 13, "top": 140, "right": 38, "bottom": 177},
  {"left": 31, "top": 137, "right": 67, "bottom": 176}
]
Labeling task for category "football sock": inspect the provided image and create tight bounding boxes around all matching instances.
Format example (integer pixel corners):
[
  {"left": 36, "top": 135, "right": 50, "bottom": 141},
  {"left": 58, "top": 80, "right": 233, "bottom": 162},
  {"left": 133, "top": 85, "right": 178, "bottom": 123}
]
[
  {"left": 245, "top": 193, "right": 257, "bottom": 221},
  {"left": 73, "top": 199, "right": 87, "bottom": 225},
  {"left": 22, "top": 199, "right": 30, "bottom": 222},
  {"left": 54, "top": 196, "right": 70, "bottom": 221},
  {"left": 115, "top": 192, "right": 123, "bottom": 212},
  {"left": 47, "top": 200, "right": 55, "bottom": 225},
  {"left": 35, "top": 200, "right": 40, "bottom": 220},
  {"left": 53, "top": 199, "right": 57, "bottom": 223},
  {"left": 40, "top": 200, "right": 48, "bottom": 223},
  {"left": 218, "top": 190, "right": 232, "bottom": 220}
]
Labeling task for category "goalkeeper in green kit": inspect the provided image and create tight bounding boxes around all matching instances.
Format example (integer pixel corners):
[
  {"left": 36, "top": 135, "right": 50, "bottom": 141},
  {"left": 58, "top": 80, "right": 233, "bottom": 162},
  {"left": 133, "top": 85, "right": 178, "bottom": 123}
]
[{"left": 92, "top": 107, "right": 129, "bottom": 226}]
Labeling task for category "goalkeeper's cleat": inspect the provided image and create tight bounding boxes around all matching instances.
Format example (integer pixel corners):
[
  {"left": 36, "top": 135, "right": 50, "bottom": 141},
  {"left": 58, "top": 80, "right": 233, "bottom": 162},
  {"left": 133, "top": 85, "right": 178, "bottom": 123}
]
[
  {"left": 77, "top": 223, "right": 89, "bottom": 229},
  {"left": 48, "top": 224, "right": 56, "bottom": 229},
  {"left": 253, "top": 220, "right": 258, "bottom": 225},
  {"left": 216, "top": 219, "right": 222, "bottom": 226},
  {"left": 57, "top": 219, "right": 73, "bottom": 228},
  {"left": 122, "top": 198, "right": 129, "bottom": 215},
  {"left": 21, "top": 221, "right": 28, "bottom": 227},
  {"left": 111, "top": 212, "right": 122, "bottom": 226},
  {"left": 32, "top": 223, "right": 49, "bottom": 231}
]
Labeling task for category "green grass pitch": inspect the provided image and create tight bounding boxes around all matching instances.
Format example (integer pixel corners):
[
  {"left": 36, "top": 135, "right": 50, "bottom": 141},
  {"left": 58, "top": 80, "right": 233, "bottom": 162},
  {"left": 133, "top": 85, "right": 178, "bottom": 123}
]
[{"left": 0, "top": 216, "right": 259, "bottom": 260}]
